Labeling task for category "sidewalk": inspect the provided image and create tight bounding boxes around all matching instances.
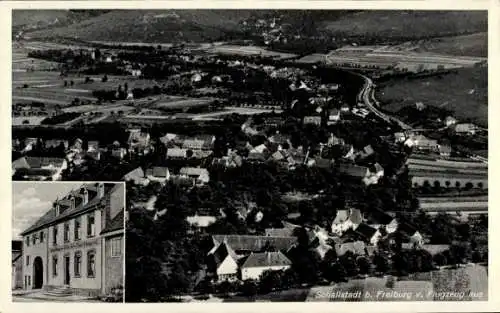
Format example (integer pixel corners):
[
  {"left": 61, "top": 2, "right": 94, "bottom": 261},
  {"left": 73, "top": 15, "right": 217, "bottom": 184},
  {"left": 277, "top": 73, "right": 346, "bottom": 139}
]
[{"left": 12, "top": 289, "right": 101, "bottom": 302}]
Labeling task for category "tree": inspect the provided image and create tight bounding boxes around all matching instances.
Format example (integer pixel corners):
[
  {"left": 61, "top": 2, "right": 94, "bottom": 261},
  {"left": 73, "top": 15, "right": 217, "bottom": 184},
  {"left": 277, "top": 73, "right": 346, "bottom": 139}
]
[
  {"left": 259, "top": 270, "right": 282, "bottom": 294},
  {"left": 241, "top": 279, "right": 258, "bottom": 297},
  {"left": 339, "top": 251, "right": 359, "bottom": 277},
  {"left": 357, "top": 256, "right": 371, "bottom": 275},
  {"left": 433, "top": 252, "right": 447, "bottom": 266},
  {"left": 373, "top": 253, "right": 390, "bottom": 274},
  {"left": 167, "top": 264, "right": 191, "bottom": 295}
]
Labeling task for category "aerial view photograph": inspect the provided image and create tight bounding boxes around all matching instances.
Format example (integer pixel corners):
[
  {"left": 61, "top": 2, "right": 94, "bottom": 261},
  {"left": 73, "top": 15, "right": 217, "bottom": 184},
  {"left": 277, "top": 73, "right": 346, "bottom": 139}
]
[{"left": 10, "top": 9, "right": 488, "bottom": 303}]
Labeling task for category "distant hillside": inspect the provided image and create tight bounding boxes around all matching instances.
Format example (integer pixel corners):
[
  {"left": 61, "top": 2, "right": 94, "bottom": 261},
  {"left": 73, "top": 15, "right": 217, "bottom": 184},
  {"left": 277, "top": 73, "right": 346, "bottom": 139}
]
[
  {"left": 320, "top": 11, "right": 487, "bottom": 39},
  {"left": 13, "top": 10, "right": 110, "bottom": 34},
  {"left": 19, "top": 10, "right": 488, "bottom": 46},
  {"left": 22, "top": 10, "right": 264, "bottom": 43}
]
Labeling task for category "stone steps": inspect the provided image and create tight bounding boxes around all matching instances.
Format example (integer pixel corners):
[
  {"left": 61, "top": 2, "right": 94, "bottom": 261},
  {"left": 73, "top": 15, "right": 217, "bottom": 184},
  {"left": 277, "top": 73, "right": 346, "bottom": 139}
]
[{"left": 43, "top": 286, "right": 73, "bottom": 297}]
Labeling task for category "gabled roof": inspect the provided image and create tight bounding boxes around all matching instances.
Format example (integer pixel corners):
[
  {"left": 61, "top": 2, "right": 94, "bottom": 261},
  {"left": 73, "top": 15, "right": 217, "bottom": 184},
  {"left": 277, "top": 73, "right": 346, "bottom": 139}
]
[
  {"left": 397, "top": 222, "right": 419, "bottom": 237},
  {"left": 370, "top": 209, "right": 395, "bottom": 225},
  {"left": 212, "top": 242, "right": 239, "bottom": 267},
  {"left": 146, "top": 166, "right": 169, "bottom": 178},
  {"left": 123, "top": 167, "right": 145, "bottom": 181},
  {"left": 354, "top": 223, "right": 379, "bottom": 239},
  {"left": 264, "top": 227, "right": 296, "bottom": 237},
  {"left": 166, "top": 148, "right": 187, "bottom": 158},
  {"left": 314, "top": 158, "right": 333, "bottom": 169},
  {"left": 212, "top": 235, "right": 297, "bottom": 253},
  {"left": 12, "top": 157, "right": 65, "bottom": 170},
  {"left": 180, "top": 167, "right": 208, "bottom": 177},
  {"left": 338, "top": 163, "right": 369, "bottom": 178},
  {"left": 21, "top": 183, "right": 116, "bottom": 236},
  {"left": 241, "top": 251, "right": 292, "bottom": 268}
]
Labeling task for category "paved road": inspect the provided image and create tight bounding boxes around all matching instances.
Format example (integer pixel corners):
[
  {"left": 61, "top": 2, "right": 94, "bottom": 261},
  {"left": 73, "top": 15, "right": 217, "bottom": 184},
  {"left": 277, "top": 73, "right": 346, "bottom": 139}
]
[{"left": 353, "top": 71, "right": 413, "bottom": 131}]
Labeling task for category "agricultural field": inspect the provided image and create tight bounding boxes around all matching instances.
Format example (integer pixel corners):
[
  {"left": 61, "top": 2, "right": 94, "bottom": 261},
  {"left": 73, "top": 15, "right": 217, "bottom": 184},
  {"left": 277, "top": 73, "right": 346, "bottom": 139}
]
[
  {"left": 153, "top": 97, "right": 214, "bottom": 110},
  {"left": 12, "top": 116, "right": 47, "bottom": 126},
  {"left": 394, "top": 32, "right": 487, "bottom": 58},
  {"left": 62, "top": 103, "right": 135, "bottom": 114},
  {"left": 206, "top": 45, "right": 297, "bottom": 60},
  {"left": 375, "top": 67, "right": 487, "bottom": 127}
]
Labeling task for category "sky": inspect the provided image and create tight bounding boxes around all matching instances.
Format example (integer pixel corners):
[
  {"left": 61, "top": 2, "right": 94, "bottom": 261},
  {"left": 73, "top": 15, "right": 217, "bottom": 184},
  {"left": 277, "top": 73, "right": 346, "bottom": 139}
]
[{"left": 12, "top": 182, "right": 85, "bottom": 240}]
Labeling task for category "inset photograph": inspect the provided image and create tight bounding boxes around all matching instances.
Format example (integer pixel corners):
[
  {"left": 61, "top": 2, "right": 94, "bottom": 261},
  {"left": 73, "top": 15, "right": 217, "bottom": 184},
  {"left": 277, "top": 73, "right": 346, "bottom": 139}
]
[{"left": 12, "top": 182, "right": 125, "bottom": 302}]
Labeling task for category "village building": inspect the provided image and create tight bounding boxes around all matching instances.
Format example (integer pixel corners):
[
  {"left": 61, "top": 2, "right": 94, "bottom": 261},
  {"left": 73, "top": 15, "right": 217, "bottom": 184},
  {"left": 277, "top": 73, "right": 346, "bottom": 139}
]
[
  {"left": 454, "top": 123, "right": 478, "bottom": 135},
  {"left": 334, "top": 241, "right": 366, "bottom": 257},
  {"left": 127, "top": 129, "right": 151, "bottom": 155},
  {"left": 45, "top": 139, "right": 69, "bottom": 150},
  {"left": 20, "top": 183, "right": 125, "bottom": 297},
  {"left": 438, "top": 144, "right": 452, "bottom": 157},
  {"left": 405, "top": 135, "right": 439, "bottom": 152},
  {"left": 12, "top": 240, "right": 23, "bottom": 290},
  {"left": 342, "top": 223, "right": 382, "bottom": 246},
  {"left": 331, "top": 208, "right": 363, "bottom": 236},
  {"left": 444, "top": 116, "right": 457, "bottom": 127},
  {"left": 303, "top": 116, "right": 322, "bottom": 126},
  {"left": 166, "top": 148, "right": 188, "bottom": 159},
  {"left": 327, "top": 109, "right": 341, "bottom": 125},
  {"left": 179, "top": 167, "right": 210, "bottom": 185},
  {"left": 12, "top": 157, "right": 68, "bottom": 181},
  {"left": 212, "top": 150, "right": 243, "bottom": 169},
  {"left": 240, "top": 252, "right": 292, "bottom": 281},
  {"left": 122, "top": 167, "right": 149, "bottom": 186},
  {"left": 186, "top": 214, "right": 217, "bottom": 230},
  {"left": 145, "top": 166, "right": 170, "bottom": 184},
  {"left": 207, "top": 235, "right": 297, "bottom": 281}
]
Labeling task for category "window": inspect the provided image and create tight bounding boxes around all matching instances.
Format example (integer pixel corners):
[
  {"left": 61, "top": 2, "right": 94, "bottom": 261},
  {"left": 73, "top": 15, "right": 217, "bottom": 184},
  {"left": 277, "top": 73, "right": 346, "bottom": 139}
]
[
  {"left": 53, "top": 226, "right": 58, "bottom": 246},
  {"left": 87, "top": 212, "right": 95, "bottom": 237},
  {"left": 52, "top": 255, "right": 58, "bottom": 277},
  {"left": 74, "top": 252, "right": 82, "bottom": 277},
  {"left": 64, "top": 222, "right": 70, "bottom": 242},
  {"left": 87, "top": 250, "right": 96, "bottom": 277},
  {"left": 32, "top": 233, "right": 37, "bottom": 245},
  {"left": 40, "top": 231, "right": 44, "bottom": 243},
  {"left": 26, "top": 236, "right": 30, "bottom": 247},
  {"left": 26, "top": 256, "right": 30, "bottom": 266},
  {"left": 28, "top": 276, "right": 31, "bottom": 286},
  {"left": 74, "top": 217, "right": 81, "bottom": 241},
  {"left": 110, "top": 237, "right": 122, "bottom": 257}
]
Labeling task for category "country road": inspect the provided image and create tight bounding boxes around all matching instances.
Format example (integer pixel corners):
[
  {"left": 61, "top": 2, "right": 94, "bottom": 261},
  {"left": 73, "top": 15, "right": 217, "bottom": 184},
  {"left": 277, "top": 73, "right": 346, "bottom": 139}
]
[{"left": 353, "top": 71, "right": 413, "bottom": 131}]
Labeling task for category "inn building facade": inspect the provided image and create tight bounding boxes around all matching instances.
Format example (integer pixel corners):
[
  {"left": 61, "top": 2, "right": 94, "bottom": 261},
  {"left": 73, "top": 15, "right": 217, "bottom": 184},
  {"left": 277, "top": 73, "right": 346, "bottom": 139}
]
[{"left": 20, "top": 182, "right": 125, "bottom": 297}]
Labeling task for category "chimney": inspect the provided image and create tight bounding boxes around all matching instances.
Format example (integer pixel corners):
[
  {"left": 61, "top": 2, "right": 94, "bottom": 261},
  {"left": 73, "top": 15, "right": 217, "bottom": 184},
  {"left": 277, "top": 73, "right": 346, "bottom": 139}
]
[
  {"left": 55, "top": 201, "right": 60, "bottom": 216},
  {"left": 70, "top": 196, "right": 75, "bottom": 210},
  {"left": 81, "top": 187, "right": 88, "bottom": 205},
  {"left": 97, "top": 183, "right": 105, "bottom": 198}
]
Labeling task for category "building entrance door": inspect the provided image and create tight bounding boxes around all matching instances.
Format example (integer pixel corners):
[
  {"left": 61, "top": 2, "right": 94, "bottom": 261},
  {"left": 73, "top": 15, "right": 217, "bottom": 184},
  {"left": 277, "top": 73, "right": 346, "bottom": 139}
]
[
  {"left": 64, "top": 256, "right": 70, "bottom": 285},
  {"left": 33, "top": 257, "right": 43, "bottom": 289}
]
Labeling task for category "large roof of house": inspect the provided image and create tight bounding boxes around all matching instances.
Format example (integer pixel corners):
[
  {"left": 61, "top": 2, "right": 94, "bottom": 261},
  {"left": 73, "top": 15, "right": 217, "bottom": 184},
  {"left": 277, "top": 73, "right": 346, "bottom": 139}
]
[
  {"left": 100, "top": 208, "right": 125, "bottom": 235},
  {"left": 123, "top": 167, "right": 145, "bottom": 180},
  {"left": 21, "top": 183, "right": 117, "bottom": 236},
  {"left": 212, "top": 235, "right": 297, "bottom": 253},
  {"left": 212, "top": 242, "right": 239, "bottom": 267},
  {"left": 241, "top": 251, "right": 292, "bottom": 268},
  {"left": 338, "top": 163, "right": 368, "bottom": 178},
  {"left": 12, "top": 157, "right": 65, "bottom": 170},
  {"left": 333, "top": 208, "right": 364, "bottom": 225},
  {"left": 180, "top": 167, "right": 208, "bottom": 177},
  {"left": 146, "top": 167, "right": 169, "bottom": 178},
  {"left": 354, "top": 223, "right": 379, "bottom": 239}
]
